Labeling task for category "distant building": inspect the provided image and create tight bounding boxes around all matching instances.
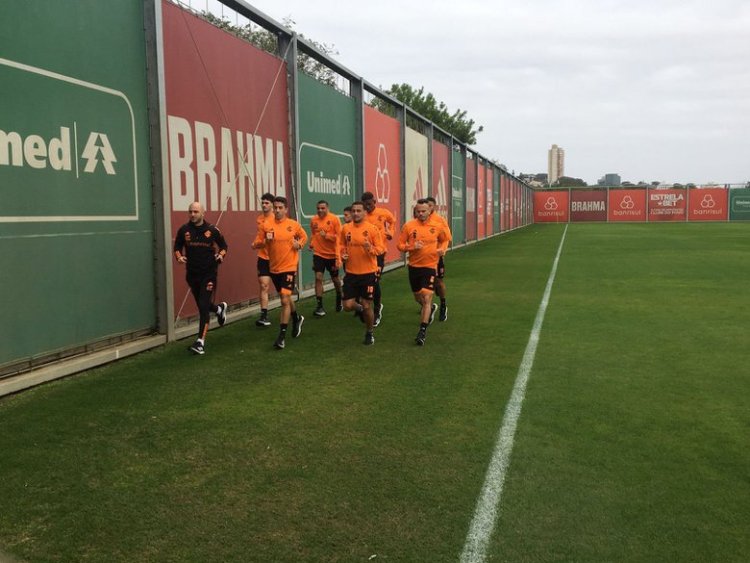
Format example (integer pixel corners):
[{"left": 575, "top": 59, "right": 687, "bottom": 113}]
[
  {"left": 547, "top": 145, "right": 564, "bottom": 184},
  {"left": 597, "top": 173, "right": 621, "bottom": 187}
]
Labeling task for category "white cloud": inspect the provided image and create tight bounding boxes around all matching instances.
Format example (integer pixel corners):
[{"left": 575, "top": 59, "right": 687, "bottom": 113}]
[{"left": 221, "top": 0, "right": 749, "bottom": 184}]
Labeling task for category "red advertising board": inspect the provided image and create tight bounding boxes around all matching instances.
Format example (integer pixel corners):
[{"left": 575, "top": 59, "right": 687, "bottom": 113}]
[
  {"left": 364, "top": 105, "right": 402, "bottom": 262},
  {"left": 534, "top": 191, "right": 570, "bottom": 223},
  {"left": 504, "top": 176, "right": 511, "bottom": 231},
  {"left": 477, "top": 163, "right": 486, "bottom": 239},
  {"left": 486, "top": 167, "right": 494, "bottom": 235},
  {"left": 608, "top": 189, "right": 646, "bottom": 222},
  {"left": 163, "top": 1, "right": 291, "bottom": 318},
  {"left": 688, "top": 188, "right": 728, "bottom": 221},
  {"left": 512, "top": 180, "right": 521, "bottom": 229},
  {"left": 570, "top": 190, "right": 607, "bottom": 222},
  {"left": 431, "top": 140, "right": 450, "bottom": 228},
  {"left": 648, "top": 189, "right": 687, "bottom": 222},
  {"left": 499, "top": 174, "right": 507, "bottom": 232},
  {"left": 465, "top": 157, "right": 477, "bottom": 241}
]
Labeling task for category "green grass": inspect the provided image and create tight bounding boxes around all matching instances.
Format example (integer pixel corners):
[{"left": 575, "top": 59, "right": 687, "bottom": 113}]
[{"left": 1, "top": 224, "right": 749, "bottom": 562}]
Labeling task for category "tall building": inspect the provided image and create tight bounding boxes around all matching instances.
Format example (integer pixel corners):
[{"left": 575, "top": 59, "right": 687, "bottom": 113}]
[{"left": 548, "top": 144, "right": 565, "bottom": 184}]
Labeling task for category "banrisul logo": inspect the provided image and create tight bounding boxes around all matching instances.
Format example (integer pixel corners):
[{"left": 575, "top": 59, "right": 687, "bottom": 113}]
[{"left": 0, "top": 57, "right": 138, "bottom": 222}]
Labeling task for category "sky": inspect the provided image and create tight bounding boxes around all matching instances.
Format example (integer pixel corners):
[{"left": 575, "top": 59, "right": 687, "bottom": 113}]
[{"left": 205, "top": 0, "right": 749, "bottom": 185}]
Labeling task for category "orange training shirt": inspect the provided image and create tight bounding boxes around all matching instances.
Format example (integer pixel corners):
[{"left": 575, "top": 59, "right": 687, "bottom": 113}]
[
  {"left": 428, "top": 212, "right": 453, "bottom": 244},
  {"left": 397, "top": 218, "right": 449, "bottom": 269},
  {"left": 254, "top": 212, "right": 274, "bottom": 260},
  {"left": 339, "top": 221, "right": 384, "bottom": 275},
  {"left": 253, "top": 217, "right": 308, "bottom": 273},
  {"left": 365, "top": 206, "right": 396, "bottom": 249},
  {"left": 310, "top": 212, "right": 342, "bottom": 260}
]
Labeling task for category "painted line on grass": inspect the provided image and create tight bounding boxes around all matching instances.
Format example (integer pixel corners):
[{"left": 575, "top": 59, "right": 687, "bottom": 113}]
[{"left": 460, "top": 224, "right": 569, "bottom": 563}]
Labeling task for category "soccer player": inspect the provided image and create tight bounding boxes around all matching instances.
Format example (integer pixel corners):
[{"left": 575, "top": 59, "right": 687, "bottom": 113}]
[
  {"left": 338, "top": 201, "right": 385, "bottom": 345},
  {"left": 425, "top": 196, "right": 452, "bottom": 321},
  {"left": 253, "top": 193, "right": 275, "bottom": 327},
  {"left": 342, "top": 206, "right": 353, "bottom": 225},
  {"left": 309, "top": 200, "right": 343, "bottom": 316},
  {"left": 253, "top": 196, "right": 307, "bottom": 350},
  {"left": 361, "top": 191, "right": 396, "bottom": 327},
  {"left": 174, "top": 202, "right": 228, "bottom": 355},
  {"left": 397, "top": 199, "right": 450, "bottom": 346}
]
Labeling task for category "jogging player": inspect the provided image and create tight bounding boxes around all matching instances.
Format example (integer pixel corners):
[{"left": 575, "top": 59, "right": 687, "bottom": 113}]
[
  {"left": 339, "top": 201, "right": 384, "bottom": 345},
  {"left": 397, "top": 199, "right": 450, "bottom": 346},
  {"left": 310, "top": 200, "right": 343, "bottom": 316},
  {"left": 425, "top": 196, "right": 452, "bottom": 321},
  {"left": 253, "top": 196, "right": 307, "bottom": 350},
  {"left": 361, "top": 191, "right": 396, "bottom": 327},
  {"left": 253, "top": 192, "right": 275, "bottom": 327},
  {"left": 342, "top": 206, "right": 353, "bottom": 225},
  {"left": 174, "top": 202, "right": 228, "bottom": 355}
]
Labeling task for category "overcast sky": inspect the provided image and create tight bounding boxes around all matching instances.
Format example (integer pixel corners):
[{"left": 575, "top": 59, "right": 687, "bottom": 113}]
[{"left": 207, "top": 0, "right": 749, "bottom": 185}]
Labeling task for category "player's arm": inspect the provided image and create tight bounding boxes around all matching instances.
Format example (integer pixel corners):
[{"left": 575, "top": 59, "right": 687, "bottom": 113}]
[
  {"left": 294, "top": 223, "right": 308, "bottom": 249},
  {"left": 173, "top": 227, "right": 187, "bottom": 263},
  {"left": 384, "top": 209, "right": 396, "bottom": 240},
  {"left": 338, "top": 228, "right": 349, "bottom": 261},
  {"left": 371, "top": 227, "right": 385, "bottom": 256},
  {"left": 213, "top": 226, "right": 228, "bottom": 262},
  {"left": 397, "top": 225, "right": 411, "bottom": 252},
  {"left": 252, "top": 225, "right": 267, "bottom": 249},
  {"left": 437, "top": 229, "right": 449, "bottom": 257}
]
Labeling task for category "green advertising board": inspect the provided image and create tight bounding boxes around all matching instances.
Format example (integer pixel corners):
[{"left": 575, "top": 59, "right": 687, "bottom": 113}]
[
  {"left": 296, "top": 72, "right": 358, "bottom": 286},
  {"left": 0, "top": 1, "right": 155, "bottom": 368},
  {"left": 451, "top": 150, "right": 466, "bottom": 244},
  {"left": 729, "top": 188, "right": 750, "bottom": 221}
]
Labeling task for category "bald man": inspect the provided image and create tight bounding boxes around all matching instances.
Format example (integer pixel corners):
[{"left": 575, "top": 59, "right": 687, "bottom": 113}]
[{"left": 174, "top": 202, "right": 229, "bottom": 355}]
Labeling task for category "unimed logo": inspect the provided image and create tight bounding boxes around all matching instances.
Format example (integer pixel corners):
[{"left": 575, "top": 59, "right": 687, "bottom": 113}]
[
  {"left": 0, "top": 126, "right": 117, "bottom": 175},
  {"left": 0, "top": 56, "right": 139, "bottom": 222}
]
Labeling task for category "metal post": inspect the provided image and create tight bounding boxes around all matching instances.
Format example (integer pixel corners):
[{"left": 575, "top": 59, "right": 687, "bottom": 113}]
[{"left": 144, "top": 0, "right": 175, "bottom": 341}]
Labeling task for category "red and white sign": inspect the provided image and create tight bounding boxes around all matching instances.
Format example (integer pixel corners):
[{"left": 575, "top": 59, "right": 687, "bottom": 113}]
[
  {"left": 687, "top": 187, "right": 727, "bottom": 222},
  {"left": 534, "top": 191, "right": 569, "bottom": 223},
  {"left": 608, "top": 189, "right": 647, "bottom": 222},
  {"left": 365, "top": 105, "right": 402, "bottom": 261},
  {"left": 163, "top": 1, "right": 292, "bottom": 317},
  {"left": 648, "top": 189, "right": 687, "bottom": 222},
  {"left": 571, "top": 190, "right": 607, "bottom": 222}
]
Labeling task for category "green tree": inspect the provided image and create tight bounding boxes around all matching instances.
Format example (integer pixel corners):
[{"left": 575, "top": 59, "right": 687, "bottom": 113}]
[
  {"left": 371, "top": 83, "right": 483, "bottom": 145},
  {"left": 200, "top": 12, "right": 340, "bottom": 88},
  {"left": 555, "top": 176, "right": 587, "bottom": 187}
]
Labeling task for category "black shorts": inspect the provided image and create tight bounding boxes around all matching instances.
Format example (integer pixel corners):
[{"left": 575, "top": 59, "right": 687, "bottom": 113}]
[
  {"left": 257, "top": 257, "right": 271, "bottom": 277},
  {"left": 270, "top": 271, "right": 296, "bottom": 296},
  {"left": 343, "top": 272, "right": 377, "bottom": 301},
  {"left": 436, "top": 256, "right": 446, "bottom": 279},
  {"left": 376, "top": 253, "right": 385, "bottom": 278},
  {"left": 408, "top": 266, "right": 436, "bottom": 294},
  {"left": 312, "top": 255, "right": 340, "bottom": 277}
]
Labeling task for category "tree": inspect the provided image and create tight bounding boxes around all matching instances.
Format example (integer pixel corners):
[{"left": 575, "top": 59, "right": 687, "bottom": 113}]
[
  {"left": 555, "top": 176, "right": 587, "bottom": 187},
  {"left": 200, "top": 12, "right": 340, "bottom": 89},
  {"left": 371, "top": 83, "right": 483, "bottom": 145}
]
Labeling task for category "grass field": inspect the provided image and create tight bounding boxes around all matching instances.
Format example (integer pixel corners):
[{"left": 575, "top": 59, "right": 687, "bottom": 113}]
[{"left": 1, "top": 223, "right": 748, "bottom": 562}]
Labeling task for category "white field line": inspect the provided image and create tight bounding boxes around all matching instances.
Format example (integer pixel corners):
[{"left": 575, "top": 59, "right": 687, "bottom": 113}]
[{"left": 460, "top": 224, "right": 569, "bottom": 563}]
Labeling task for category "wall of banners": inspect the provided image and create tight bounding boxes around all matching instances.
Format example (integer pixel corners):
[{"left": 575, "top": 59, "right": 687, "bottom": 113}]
[{"left": 536, "top": 187, "right": 738, "bottom": 223}]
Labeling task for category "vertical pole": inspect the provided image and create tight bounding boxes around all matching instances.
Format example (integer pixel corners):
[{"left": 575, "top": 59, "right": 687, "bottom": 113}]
[
  {"left": 398, "top": 105, "right": 407, "bottom": 225},
  {"left": 428, "top": 123, "right": 434, "bottom": 199},
  {"left": 144, "top": 0, "right": 175, "bottom": 341},
  {"left": 351, "top": 77, "right": 364, "bottom": 199},
  {"left": 279, "top": 33, "right": 299, "bottom": 218}
]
